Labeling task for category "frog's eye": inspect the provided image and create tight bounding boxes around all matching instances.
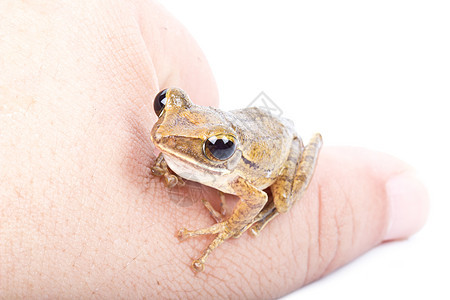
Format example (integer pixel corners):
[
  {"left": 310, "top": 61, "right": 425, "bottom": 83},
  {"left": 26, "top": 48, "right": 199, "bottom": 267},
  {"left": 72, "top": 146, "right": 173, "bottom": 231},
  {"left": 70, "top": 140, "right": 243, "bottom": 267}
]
[
  {"left": 203, "top": 134, "right": 237, "bottom": 161},
  {"left": 153, "top": 89, "right": 168, "bottom": 117}
]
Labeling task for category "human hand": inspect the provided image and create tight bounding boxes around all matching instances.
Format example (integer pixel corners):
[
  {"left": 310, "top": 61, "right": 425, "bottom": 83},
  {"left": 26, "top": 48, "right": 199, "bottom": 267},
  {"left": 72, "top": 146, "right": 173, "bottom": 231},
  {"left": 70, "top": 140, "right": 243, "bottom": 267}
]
[{"left": 0, "top": 0, "right": 428, "bottom": 298}]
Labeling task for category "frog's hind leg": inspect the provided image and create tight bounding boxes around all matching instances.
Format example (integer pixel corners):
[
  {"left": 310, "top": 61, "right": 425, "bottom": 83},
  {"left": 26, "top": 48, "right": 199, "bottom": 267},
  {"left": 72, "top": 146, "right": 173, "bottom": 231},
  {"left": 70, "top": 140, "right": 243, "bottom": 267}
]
[
  {"left": 290, "top": 133, "right": 322, "bottom": 201},
  {"left": 179, "top": 177, "right": 268, "bottom": 272},
  {"left": 249, "top": 137, "right": 301, "bottom": 235},
  {"left": 250, "top": 133, "right": 322, "bottom": 235}
]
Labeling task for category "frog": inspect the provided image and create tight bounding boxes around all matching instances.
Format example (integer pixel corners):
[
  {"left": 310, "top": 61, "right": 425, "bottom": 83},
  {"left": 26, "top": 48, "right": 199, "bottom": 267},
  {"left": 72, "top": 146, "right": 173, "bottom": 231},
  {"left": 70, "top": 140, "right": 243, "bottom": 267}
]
[{"left": 150, "top": 87, "right": 322, "bottom": 273}]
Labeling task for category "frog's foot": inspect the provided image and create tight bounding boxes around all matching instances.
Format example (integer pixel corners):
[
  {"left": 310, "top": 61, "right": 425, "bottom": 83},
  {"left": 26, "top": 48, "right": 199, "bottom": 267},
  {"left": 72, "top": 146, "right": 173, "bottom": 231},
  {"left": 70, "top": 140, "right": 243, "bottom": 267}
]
[
  {"left": 234, "top": 206, "right": 279, "bottom": 238},
  {"left": 190, "top": 231, "right": 231, "bottom": 273},
  {"left": 177, "top": 222, "right": 240, "bottom": 272},
  {"left": 250, "top": 208, "right": 279, "bottom": 236},
  {"left": 151, "top": 153, "right": 185, "bottom": 188},
  {"left": 177, "top": 222, "right": 225, "bottom": 241},
  {"left": 245, "top": 201, "right": 278, "bottom": 236}
]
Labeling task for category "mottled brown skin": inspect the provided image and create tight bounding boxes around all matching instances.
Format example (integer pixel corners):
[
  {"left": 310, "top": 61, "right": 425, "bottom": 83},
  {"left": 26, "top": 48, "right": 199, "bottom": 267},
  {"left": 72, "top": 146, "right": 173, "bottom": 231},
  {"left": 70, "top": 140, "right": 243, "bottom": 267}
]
[{"left": 151, "top": 88, "right": 322, "bottom": 272}]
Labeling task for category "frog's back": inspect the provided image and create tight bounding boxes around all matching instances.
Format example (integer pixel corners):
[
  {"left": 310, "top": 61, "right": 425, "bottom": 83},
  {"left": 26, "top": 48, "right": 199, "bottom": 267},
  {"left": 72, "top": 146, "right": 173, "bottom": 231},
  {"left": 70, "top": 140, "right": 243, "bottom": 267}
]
[
  {"left": 225, "top": 107, "right": 299, "bottom": 189},
  {"left": 229, "top": 106, "right": 295, "bottom": 133}
]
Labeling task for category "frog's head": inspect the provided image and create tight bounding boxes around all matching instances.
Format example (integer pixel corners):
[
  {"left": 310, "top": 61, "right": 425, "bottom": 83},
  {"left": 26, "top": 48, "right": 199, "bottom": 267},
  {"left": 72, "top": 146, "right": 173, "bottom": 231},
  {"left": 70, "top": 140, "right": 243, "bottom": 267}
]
[{"left": 151, "top": 88, "right": 241, "bottom": 180}]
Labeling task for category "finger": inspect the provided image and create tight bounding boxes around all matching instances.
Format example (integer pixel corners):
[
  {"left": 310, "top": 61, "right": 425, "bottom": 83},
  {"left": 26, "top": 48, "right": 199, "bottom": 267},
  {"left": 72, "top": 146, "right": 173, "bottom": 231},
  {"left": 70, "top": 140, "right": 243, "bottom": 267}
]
[
  {"left": 169, "top": 147, "right": 428, "bottom": 298},
  {"left": 135, "top": 1, "right": 219, "bottom": 107},
  {"left": 293, "top": 147, "right": 429, "bottom": 284}
]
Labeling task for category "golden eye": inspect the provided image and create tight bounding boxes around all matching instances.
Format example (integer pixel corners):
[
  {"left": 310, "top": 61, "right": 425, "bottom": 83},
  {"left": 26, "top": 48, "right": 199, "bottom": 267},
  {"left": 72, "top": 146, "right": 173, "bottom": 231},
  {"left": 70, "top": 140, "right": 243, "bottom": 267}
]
[
  {"left": 153, "top": 89, "right": 168, "bottom": 117},
  {"left": 203, "top": 135, "right": 237, "bottom": 161}
]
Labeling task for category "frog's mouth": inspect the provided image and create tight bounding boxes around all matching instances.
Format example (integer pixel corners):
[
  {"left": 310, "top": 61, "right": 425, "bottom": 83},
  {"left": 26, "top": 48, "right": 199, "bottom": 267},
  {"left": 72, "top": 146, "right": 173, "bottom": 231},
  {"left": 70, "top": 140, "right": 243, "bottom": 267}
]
[
  {"left": 161, "top": 150, "right": 231, "bottom": 187},
  {"left": 156, "top": 141, "right": 229, "bottom": 176},
  {"left": 151, "top": 120, "right": 234, "bottom": 178}
]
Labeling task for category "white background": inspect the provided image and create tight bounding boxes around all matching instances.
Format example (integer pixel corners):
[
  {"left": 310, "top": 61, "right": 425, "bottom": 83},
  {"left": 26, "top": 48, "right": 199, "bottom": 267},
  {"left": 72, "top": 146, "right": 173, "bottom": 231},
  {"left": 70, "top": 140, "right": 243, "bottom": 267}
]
[{"left": 162, "top": 1, "right": 449, "bottom": 299}]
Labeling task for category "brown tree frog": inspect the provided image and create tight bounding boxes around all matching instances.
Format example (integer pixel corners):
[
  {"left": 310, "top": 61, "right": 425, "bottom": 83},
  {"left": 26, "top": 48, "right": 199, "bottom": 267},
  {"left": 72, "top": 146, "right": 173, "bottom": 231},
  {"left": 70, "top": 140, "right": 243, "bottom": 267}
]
[{"left": 150, "top": 88, "right": 322, "bottom": 272}]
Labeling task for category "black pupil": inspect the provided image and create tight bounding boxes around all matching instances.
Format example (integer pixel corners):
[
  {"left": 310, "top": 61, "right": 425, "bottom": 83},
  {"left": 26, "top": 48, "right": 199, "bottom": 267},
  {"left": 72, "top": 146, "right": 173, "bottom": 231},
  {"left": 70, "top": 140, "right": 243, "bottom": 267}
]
[
  {"left": 154, "top": 89, "right": 167, "bottom": 117},
  {"left": 206, "top": 136, "right": 236, "bottom": 160}
]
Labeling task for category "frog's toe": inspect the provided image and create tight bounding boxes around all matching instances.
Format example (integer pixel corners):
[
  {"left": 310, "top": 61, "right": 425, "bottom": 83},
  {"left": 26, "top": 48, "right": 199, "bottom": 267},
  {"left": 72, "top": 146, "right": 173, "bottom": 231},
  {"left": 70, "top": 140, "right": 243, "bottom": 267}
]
[
  {"left": 191, "top": 259, "right": 205, "bottom": 273},
  {"left": 151, "top": 166, "right": 164, "bottom": 176},
  {"left": 177, "top": 228, "right": 190, "bottom": 241},
  {"left": 175, "top": 176, "right": 185, "bottom": 187},
  {"left": 164, "top": 175, "right": 178, "bottom": 188},
  {"left": 250, "top": 223, "right": 262, "bottom": 236}
]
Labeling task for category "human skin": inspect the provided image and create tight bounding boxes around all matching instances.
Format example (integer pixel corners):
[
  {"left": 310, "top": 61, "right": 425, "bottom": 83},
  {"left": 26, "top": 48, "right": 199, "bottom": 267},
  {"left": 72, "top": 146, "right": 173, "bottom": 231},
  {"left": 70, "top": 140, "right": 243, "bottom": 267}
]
[{"left": 0, "top": 0, "right": 428, "bottom": 298}]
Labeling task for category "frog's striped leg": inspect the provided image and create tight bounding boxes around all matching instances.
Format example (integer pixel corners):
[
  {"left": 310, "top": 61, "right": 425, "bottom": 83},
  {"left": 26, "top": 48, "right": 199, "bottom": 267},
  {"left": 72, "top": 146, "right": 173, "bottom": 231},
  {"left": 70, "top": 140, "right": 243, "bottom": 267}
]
[
  {"left": 250, "top": 133, "right": 322, "bottom": 235},
  {"left": 248, "top": 137, "right": 301, "bottom": 235}
]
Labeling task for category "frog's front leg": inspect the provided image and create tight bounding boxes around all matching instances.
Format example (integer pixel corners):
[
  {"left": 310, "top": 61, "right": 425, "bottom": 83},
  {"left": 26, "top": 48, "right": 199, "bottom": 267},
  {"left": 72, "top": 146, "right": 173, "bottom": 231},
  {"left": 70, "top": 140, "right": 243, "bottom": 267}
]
[
  {"left": 200, "top": 191, "right": 227, "bottom": 223},
  {"left": 251, "top": 133, "right": 322, "bottom": 235},
  {"left": 151, "top": 153, "right": 185, "bottom": 188},
  {"left": 178, "top": 177, "right": 267, "bottom": 272}
]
